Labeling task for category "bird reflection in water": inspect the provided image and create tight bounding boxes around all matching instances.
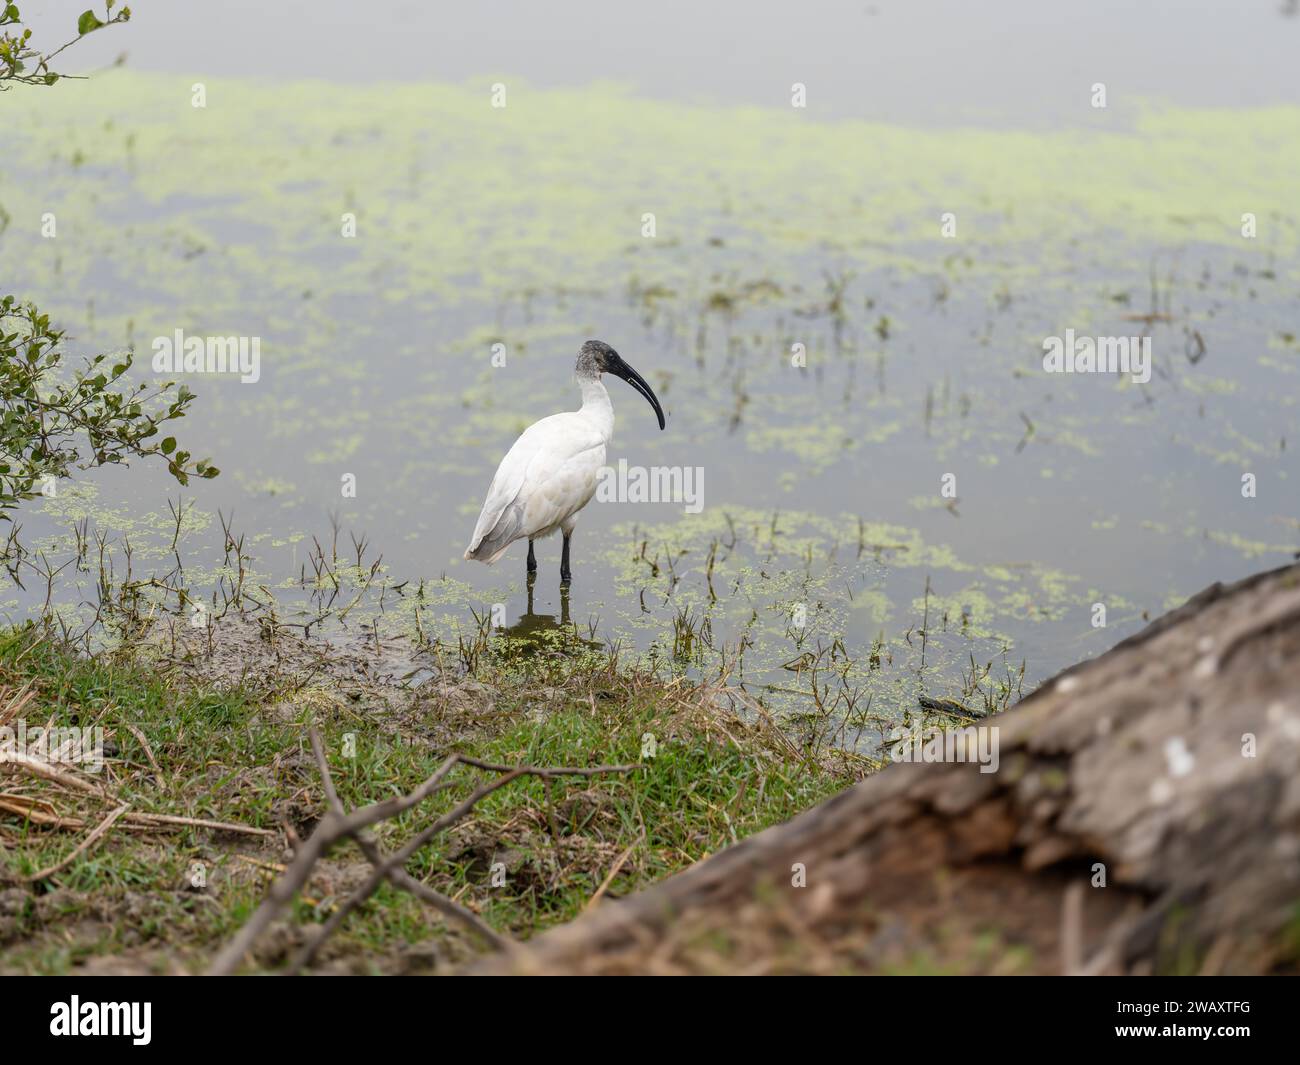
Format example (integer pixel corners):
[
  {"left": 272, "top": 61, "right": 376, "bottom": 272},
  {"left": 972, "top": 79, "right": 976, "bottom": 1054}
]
[{"left": 495, "top": 573, "right": 603, "bottom": 655}]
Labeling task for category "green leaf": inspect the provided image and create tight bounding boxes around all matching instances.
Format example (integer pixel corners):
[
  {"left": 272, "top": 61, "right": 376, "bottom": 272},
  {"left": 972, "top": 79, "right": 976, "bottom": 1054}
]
[
  {"left": 160, "top": 437, "right": 176, "bottom": 454},
  {"left": 77, "top": 10, "right": 104, "bottom": 34}
]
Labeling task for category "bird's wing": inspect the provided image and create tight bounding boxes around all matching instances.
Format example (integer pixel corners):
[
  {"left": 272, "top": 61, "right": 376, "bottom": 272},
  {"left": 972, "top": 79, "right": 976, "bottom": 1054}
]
[
  {"left": 465, "top": 414, "right": 605, "bottom": 558},
  {"left": 519, "top": 433, "right": 606, "bottom": 534}
]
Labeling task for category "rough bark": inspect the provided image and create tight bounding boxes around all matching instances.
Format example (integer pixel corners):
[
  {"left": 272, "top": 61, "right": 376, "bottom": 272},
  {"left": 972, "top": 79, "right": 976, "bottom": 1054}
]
[{"left": 475, "top": 562, "right": 1300, "bottom": 975}]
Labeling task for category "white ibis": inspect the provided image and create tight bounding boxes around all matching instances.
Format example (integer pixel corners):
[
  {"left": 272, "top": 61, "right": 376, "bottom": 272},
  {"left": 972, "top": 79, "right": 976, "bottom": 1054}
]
[{"left": 464, "top": 340, "right": 666, "bottom": 582}]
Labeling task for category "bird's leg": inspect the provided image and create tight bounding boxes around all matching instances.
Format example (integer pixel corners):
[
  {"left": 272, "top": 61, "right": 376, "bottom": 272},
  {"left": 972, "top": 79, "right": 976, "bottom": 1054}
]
[
  {"left": 559, "top": 582, "right": 570, "bottom": 625},
  {"left": 560, "top": 533, "right": 572, "bottom": 584},
  {"left": 525, "top": 568, "right": 536, "bottom": 613},
  {"left": 526, "top": 539, "right": 537, "bottom": 575}
]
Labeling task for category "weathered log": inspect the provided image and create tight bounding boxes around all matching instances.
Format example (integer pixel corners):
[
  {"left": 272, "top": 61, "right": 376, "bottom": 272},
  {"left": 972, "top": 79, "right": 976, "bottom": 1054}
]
[{"left": 475, "top": 562, "right": 1300, "bottom": 975}]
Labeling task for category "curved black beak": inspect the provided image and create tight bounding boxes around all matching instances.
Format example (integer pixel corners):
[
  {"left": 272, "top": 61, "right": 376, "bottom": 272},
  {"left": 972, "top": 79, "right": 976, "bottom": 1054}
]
[{"left": 606, "top": 353, "right": 666, "bottom": 430}]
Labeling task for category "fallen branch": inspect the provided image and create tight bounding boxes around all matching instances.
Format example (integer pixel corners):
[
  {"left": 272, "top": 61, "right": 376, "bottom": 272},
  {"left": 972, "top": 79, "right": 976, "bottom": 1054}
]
[
  {"left": 122, "top": 812, "right": 274, "bottom": 837},
  {"left": 472, "top": 562, "right": 1300, "bottom": 975},
  {"left": 1, "top": 744, "right": 272, "bottom": 839},
  {"left": 119, "top": 720, "right": 165, "bottom": 787},
  {"left": 0, "top": 748, "right": 104, "bottom": 795},
  {"left": 27, "top": 802, "right": 130, "bottom": 882},
  {"left": 0, "top": 792, "right": 81, "bottom": 829},
  {"left": 288, "top": 731, "right": 507, "bottom": 968},
  {"left": 208, "top": 741, "right": 640, "bottom": 975},
  {"left": 0, "top": 685, "right": 36, "bottom": 728},
  {"left": 584, "top": 835, "right": 643, "bottom": 912}
]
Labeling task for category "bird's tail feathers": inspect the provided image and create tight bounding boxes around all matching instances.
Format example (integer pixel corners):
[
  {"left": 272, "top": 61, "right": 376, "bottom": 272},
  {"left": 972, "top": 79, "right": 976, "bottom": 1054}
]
[
  {"left": 465, "top": 500, "right": 524, "bottom": 565},
  {"left": 464, "top": 525, "right": 517, "bottom": 565},
  {"left": 464, "top": 539, "right": 512, "bottom": 565}
]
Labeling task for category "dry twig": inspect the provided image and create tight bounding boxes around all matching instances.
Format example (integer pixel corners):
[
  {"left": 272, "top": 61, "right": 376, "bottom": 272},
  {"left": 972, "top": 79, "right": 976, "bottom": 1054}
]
[
  {"left": 27, "top": 802, "right": 130, "bottom": 882},
  {"left": 208, "top": 736, "right": 640, "bottom": 975}
]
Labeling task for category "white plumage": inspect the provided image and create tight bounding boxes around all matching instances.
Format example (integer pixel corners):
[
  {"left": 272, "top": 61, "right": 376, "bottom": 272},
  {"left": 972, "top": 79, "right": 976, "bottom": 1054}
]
[
  {"left": 464, "top": 340, "right": 666, "bottom": 581},
  {"left": 464, "top": 404, "right": 608, "bottom": 564}
]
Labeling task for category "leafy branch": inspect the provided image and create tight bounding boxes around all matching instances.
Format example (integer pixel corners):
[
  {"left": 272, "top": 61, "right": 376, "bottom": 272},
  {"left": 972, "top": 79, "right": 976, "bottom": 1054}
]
[
  {"left": 0, "top": 296, "right": 218, "bottom": 519},
  {"left": 0, "top": 1, "right": 130, "bottom": 89}
]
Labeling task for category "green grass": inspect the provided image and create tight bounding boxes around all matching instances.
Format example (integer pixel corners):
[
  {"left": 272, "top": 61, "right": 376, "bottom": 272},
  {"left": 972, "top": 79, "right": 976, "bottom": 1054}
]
[{"left": 0, "top": 623, "right": 855, "bottom": 973}]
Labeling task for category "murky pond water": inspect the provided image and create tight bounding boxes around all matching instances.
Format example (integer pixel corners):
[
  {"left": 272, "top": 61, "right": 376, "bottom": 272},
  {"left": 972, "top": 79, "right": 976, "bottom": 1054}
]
[{"left": 2, "top": 45, "right": 1297, "bottom": 746}]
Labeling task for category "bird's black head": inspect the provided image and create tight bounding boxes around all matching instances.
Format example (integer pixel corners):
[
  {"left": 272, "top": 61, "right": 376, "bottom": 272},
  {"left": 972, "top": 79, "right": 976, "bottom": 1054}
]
[
  {"left": 576, "top": 339, "right": 617, "bottom": 377},
  {"left": 576, "top": 339, "right": 666, "bottom": 430}
]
